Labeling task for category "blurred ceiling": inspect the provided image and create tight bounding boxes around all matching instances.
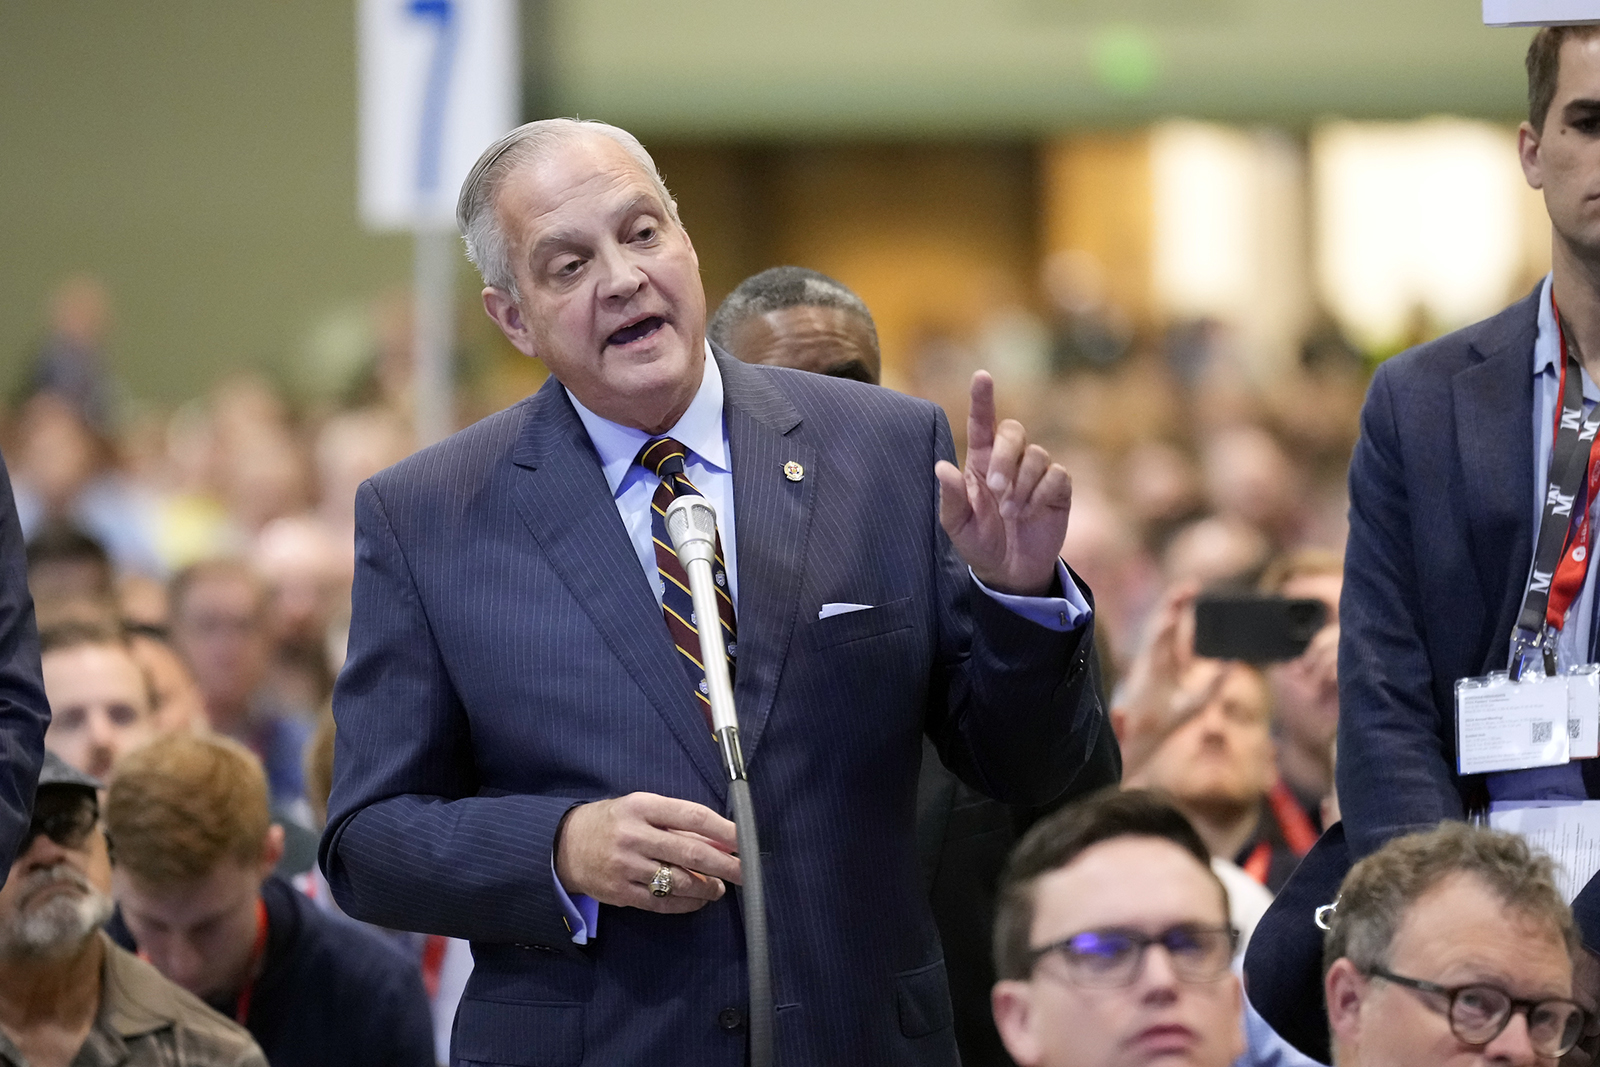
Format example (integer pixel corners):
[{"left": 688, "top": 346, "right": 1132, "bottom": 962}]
[{"left": 547, "top": 0, "right": 1534, "bottom": 136}]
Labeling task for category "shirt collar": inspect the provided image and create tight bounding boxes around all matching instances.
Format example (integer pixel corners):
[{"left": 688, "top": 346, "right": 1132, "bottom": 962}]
[
  {"left": 566, "top": 341, "right": 729, "bottom": 498},
  {"left": 1535, "top": 272, "right": 1560, "bottom": 377}
]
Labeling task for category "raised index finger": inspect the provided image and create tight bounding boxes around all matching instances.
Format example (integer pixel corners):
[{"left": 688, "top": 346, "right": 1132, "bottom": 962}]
[{"left": 965, "top": 370, "right": 997, "bottom": 469}]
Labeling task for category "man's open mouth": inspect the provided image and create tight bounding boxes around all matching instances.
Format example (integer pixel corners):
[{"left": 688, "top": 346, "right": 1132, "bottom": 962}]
[{"left": 608, "top": 316, "right": 666, "bottom": 347}]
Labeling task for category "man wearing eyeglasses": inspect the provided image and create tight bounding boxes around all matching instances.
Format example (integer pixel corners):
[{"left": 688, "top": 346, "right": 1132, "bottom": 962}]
[
  {"left": 1323, "top": 822, "right": 1585, "bottom": 1066},
  {"left": 990, "top": 789, "right": 1246, "bottom": 1067}
]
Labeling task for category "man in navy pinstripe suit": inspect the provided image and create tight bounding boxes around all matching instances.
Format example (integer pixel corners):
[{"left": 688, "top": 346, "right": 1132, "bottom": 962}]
[{"left": 319, "top": 118, "right": 1112, "bottom": 1066}]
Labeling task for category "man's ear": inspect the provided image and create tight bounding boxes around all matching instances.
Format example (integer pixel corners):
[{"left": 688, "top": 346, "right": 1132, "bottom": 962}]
[
  {"left": 258, "top": 824, "right": 285, "bottom": 879},
  {"left": 1520, "top": 121, "right": 1546, "bottom": 191},
  {"left": 482, "top": 287, "right": 538, "bottom": 358},
  {"left": 1224, "top": 973, "right": 1246, "bottom": 1064},
  {"left": 991, "top": 980, "right": 1043, "bottom": 1066},
  {"left": 1325, "top": 957, "right": 1367, "bottom": 1047}
]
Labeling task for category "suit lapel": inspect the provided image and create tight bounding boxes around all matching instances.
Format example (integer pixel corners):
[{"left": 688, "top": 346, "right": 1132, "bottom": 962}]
[
  {"left": 1452, "top": 290, "right": 1540, "bottom": 654},
  {"left": 719, "top": 351, "right": 815, "bottom": 767},
  {"left": 508, "top": 377, "right": 728, "bottom": 800}
]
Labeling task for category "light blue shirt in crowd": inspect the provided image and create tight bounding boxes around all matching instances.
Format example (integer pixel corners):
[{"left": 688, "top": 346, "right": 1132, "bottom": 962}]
[{"left": 553, "top": 345, "right": 1094, "bottom": 942}]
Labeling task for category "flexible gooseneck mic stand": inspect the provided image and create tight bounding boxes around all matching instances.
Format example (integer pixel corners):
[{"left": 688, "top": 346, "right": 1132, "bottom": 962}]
[{"left": 664, "top": 495, "right": 774, "bottom": 1067}]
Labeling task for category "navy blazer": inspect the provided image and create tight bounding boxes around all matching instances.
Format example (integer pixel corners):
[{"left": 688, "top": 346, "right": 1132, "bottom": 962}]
[
  {"left": 319, "top": 351, "right": 1109, "bottom": 1066},
  {"left": 1338, "top": 288, "right": 1542, "bottom": 858}
]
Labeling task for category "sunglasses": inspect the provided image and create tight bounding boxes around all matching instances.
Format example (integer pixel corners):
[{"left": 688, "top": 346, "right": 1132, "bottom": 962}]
[{"left": 23, "top": 790, "right": 99, "bottom": 853}]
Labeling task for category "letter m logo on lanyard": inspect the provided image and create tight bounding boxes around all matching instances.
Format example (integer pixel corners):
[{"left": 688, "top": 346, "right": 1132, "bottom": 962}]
[{"left": 1512, "top": 296, "right": 1600, "bottom": 678}]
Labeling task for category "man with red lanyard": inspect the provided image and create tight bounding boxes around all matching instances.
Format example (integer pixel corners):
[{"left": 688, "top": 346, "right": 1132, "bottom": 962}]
[
  {"left": 100, "top": 733, "right": 435, "bottom": 1067},
  {"left": 1244, "top": 25, "right": 1600, "bottom": 1062}
]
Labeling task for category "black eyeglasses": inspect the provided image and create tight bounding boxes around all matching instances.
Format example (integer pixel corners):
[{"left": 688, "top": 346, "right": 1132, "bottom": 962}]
[
  {"left": 1027, "top": 924, "right": 1238, "bottom": 987},
  {"left": 22, "top": 790, "right": 98, "bottom": 853},
  {"left": 1366, "top": 966, "right": 1587, "bottom": 1058}
]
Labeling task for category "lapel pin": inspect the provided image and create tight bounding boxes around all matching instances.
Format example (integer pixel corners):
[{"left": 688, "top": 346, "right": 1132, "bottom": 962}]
[{"left": 783, "top": 460, "right": 804, "bottom": 482}]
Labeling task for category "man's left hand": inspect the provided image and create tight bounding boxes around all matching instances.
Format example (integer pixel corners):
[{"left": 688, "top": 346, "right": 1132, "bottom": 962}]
[{"left": 935, "top": 370, "right": 1073, "bottom": 597}]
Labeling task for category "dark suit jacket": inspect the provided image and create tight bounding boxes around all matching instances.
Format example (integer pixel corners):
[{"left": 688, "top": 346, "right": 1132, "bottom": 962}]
[
  {"left": 1338, "top": 287, "right": 1545, "bottom": 856},
  {"left": 1338, "top": 282, "right": 1600, "bottom": 942},
  {"left": 0, "top": 449, "right": 47, "bottom": 879},
  {"left": 319, "top": 351, "right": 1109, "bottom": 1067}
]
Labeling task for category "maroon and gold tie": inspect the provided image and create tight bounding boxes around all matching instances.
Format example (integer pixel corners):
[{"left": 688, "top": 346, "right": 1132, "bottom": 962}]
[{"left": 637, "top": 436, "right": 737, "bottom": 730}]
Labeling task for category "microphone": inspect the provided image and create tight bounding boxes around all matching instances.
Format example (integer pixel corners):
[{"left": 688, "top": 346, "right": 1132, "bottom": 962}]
[{"left": 663, "top": 494, "right": 744, "bottom": 779}]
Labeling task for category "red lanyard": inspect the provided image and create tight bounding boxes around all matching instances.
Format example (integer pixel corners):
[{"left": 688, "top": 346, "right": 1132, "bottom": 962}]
[
  {"left": 1242, "top": 841, "right": 1272, "bottom": 886},
  {"left": 233, "top": 897, "right": 269, "bottom": 1026},
  {"left": 1546, "top": 296, "right": 1600, "bottom": 632},
  {"left": 1266, "top": 779, "right": 1320, "bottom": 856}
]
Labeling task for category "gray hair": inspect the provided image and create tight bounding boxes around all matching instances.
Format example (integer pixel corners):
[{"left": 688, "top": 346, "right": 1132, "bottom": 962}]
[
  {"left": 707, "top": 266, "right": 879, "bottom": 352},
  {"left": 455, "top": 118, "right": 680, "bottom": 299},
  {"left": 1322, "top": 821, "right": 1577, "bottom": 979}
]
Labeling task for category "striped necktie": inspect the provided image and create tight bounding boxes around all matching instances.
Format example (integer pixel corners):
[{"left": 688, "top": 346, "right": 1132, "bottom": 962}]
[{"left": 637, "top": 436, "right": 737, "bottom": 730}]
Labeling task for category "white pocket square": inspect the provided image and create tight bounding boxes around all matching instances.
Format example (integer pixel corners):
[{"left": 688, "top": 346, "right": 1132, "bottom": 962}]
[{"left": 819, "top": 602, "right": 874, "bottom": 620}]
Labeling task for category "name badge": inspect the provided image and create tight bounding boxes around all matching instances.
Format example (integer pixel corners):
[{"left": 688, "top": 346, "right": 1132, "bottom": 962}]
[
  {"left": 1569, "top": 665, "right": 1600, "bottom": 760},
  {"left": 1455, "top": 673, "right": 1571, "bottom": 774}
]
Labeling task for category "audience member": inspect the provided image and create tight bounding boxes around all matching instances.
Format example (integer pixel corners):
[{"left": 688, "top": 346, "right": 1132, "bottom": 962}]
[
  {"left": 104, "top": 733, "right": 434, "bottom": 1067},
  {"left": 25, "top": 524, "right": 114, "bottom": 614},
  {"left": 990, "top": 789, "right": 1244, "bottom": 1067},
  {"left": 0, "top": 752, "right": 266, "bottom": 1067},
  {"left": 707, "top": 265, "right": 881, "bottom": 382},
  {"left": 125, "top": 628, "right": 206, "bottom": 736},
  {"left": 1323, "top": 822, "right": 1585, "bottom": 1066},
  {"left": 1200, "top": 426, "right": 1305, "bottom": 552},
  {"left": 26, "top": 276, "right": 114, "bottom": 429},
  {"left": 1162, "top": 517, "right": 1272, "bottom": 590},
  {"left": 10, "top": 394, "right": 162, "bottom": 580},
  {"left": 1259, "top": 550, "right": 1342, "bottom": 830},
  {"left": 167, "top": 560, "right": 312, "bottom": 820},
  {"left": 39, "top": 620, "right": 154, "bottom": 780},
  {"left": 1127, "top": 662, "right": 1296, "bottom": 892}
]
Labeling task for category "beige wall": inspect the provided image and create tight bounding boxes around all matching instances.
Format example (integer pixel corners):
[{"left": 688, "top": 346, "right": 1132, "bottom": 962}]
[
  {"left": 0, "top": 2, "right": 414, "bottom": 405},
  {"left": 0, "top": 1, "right": 1538, "bottom": 405}
]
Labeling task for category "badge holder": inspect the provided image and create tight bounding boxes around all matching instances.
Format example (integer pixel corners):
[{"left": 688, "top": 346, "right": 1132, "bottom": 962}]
[
  {"left": 1455, "top": 668, "right": 1572, "bottom": 776},
  {"left": 1566, "top": 662, "right": 1600, "bottom": 759}
]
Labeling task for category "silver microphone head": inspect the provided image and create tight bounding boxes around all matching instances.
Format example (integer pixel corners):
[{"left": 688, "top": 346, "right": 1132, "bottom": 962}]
[{"left": 664, "top": 495, "right": 718, "bottom": 557}]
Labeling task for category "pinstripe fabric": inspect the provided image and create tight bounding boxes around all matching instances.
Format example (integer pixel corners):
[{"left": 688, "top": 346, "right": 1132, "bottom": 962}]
[
  {"left": 638, "top": 436, "right": 736, "bottom": 731},
  {"left": 320, "top": 347, "right": 1109, "bottom": 1067}
]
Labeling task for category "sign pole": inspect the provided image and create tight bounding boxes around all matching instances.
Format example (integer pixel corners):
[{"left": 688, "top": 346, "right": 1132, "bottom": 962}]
[
  {"left": 413, "top": 227, "right": 456, "bottom": 448},
  {"left": 359, "top": 0, "right": 518, "bottom": 449}
]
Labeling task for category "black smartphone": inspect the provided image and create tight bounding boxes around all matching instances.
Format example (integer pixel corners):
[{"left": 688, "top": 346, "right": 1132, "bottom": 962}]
[{"left": 1193, "top": 594, "right": 1328, "bottom": 663}]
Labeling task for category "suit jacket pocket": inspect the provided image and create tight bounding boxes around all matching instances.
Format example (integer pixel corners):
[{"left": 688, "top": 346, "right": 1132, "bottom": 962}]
[
  {"left": 807, "top": 596, "right": 915, "bottom": 651},
  {"left": 894, "top": 958, "right": 955, "bottom": 1039},
  {"left": 454, "top": 997, "right": 582, "bottom": 1066}
]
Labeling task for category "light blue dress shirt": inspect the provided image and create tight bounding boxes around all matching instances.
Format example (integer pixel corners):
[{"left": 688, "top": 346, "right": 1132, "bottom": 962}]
[{"left": 554, "top": 345, "right": 1094, "bottom": 941}]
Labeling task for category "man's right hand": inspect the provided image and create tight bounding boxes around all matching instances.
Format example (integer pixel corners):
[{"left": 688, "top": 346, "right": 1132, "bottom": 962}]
[{"left": 554, "top": 792, "right": 742, "bottom": 914}]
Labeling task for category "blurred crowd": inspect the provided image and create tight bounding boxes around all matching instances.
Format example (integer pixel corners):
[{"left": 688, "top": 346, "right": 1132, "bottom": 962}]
[{"left": 6, "top": 259, "right": 1369, "bottom": 1067}]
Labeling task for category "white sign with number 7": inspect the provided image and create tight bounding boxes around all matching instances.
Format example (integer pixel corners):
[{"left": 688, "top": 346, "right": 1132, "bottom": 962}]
[
  {"left": 1484, "top": 0, "right": 1600, "bottom": 26},
  {"left": 359, "top": 0, "right": 519, "bottom": 232}
]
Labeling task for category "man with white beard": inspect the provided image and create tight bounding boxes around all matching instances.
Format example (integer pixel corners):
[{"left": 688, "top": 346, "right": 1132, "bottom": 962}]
[{"left": 0, "top": 753, "right": 264, "bottom": 1067}]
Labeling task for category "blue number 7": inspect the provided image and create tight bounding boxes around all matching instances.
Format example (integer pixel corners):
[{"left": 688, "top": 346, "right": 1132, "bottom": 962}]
[{"left": 407, "top": 0, "right": 459, "bottom": 197}]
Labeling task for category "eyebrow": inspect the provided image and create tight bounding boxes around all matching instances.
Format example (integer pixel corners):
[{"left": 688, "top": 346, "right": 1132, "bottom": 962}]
[
  {"left": 1562, "top": 98, "right": 1600, "bottom": 119},
  {"left": 526, "top": 194, "right": 664, "bottom": 264}
]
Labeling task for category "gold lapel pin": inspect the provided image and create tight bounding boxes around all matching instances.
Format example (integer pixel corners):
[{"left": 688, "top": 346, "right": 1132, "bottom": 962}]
[{"left": 783, "top": 460, "right": 804, "bottom": 482}]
